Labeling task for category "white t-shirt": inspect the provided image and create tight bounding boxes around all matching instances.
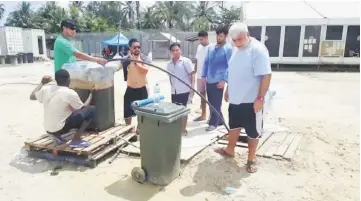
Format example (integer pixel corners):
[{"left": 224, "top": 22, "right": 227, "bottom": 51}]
[
  {"left": 195, "top": 44, "right": 210, "bottom": 79},
  {"left": 35, "top": 85, "right": 84, "bottom": 132}
]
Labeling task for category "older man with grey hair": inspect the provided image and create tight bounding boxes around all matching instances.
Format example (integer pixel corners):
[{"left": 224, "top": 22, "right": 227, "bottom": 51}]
[{"left": 215, "top": 22, "right": 272, "bottom": 173}]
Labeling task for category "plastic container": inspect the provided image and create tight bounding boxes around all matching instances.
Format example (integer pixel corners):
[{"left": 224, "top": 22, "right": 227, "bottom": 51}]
[
  {"left": 62, "top": 62, "right": 119, "bottom": 131},
  {"left": 153, "top": 83, "right": 161, "bottom": 105},
  {"left": 132, "top": 102, "right": 190, "bottom": 185}
]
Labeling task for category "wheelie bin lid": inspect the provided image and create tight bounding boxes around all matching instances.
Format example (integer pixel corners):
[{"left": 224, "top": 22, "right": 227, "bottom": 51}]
[{"left": 134, "top": 102, "right": 190, "bottom": 123}]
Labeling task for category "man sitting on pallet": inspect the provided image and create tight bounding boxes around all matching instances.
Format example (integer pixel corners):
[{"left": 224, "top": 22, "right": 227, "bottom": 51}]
[{"left": 30, "top": 69, "right": 96, "bottom": 148}]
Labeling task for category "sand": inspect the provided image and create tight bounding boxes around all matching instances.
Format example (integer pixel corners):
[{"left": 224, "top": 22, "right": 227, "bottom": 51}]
[{"left": 0, "top": 61, "right": 359, "bottom": 201}]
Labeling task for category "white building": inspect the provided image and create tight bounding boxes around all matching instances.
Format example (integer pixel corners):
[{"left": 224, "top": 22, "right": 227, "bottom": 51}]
[{"left": 243, "top": 1, "right": 360, "bottom": 66}]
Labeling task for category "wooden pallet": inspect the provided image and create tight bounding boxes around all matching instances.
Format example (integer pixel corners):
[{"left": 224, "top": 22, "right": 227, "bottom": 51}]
[
  {"left": 24, "top": 124, "right": 135, "bottom": 167},
  {"left": 256, "top": 132, "right": 303, "bottom": 161}
]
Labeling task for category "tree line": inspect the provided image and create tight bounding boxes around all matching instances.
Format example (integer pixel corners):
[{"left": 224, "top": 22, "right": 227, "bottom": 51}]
[{"left": 0, "top": 1, "right": 242, "bottom": 33}]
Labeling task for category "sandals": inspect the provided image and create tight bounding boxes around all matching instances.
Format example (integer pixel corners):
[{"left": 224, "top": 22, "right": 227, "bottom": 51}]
[
  {"left": 214, "top": 147, "right": 235, "bottom": 158},
  {"left": 246, "top": 160, "right": 258, "bottom": 173}
]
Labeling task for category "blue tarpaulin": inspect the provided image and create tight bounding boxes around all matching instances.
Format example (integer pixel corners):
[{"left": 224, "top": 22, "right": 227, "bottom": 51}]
[{"left": 102, "top": 33, "right": 129, "bottom": 46}]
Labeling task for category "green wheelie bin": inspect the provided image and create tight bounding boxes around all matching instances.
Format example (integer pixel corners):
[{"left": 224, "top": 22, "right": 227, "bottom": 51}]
[{"left": 131, "top": 102, "right": 190, "bottom": 186}]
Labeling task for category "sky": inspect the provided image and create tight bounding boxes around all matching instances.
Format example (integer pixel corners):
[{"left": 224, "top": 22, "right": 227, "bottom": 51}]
[{"left": 0, "top": 1, "right": 359, "bottom": 26}]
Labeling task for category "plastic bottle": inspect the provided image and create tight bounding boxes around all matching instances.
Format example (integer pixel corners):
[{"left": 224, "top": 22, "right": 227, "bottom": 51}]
[{"left": 153, "top": 83, "right": 161, "bottom": 105}]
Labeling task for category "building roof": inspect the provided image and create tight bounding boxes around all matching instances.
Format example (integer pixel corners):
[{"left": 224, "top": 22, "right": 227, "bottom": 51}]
[
  {"left": 160, "top": 32, "right": 181, "bottom": 43},
  {"left": 244, "top": 1, "right": 360, "bottom": 20}
]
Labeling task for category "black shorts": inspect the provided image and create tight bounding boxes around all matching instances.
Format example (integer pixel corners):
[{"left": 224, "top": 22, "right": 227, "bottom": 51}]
[
  {"left": 228, "top": 103, "right": 263, "bottom": 139},
  {"left": 171, "top": 92, "right": 189, "bottom": 106},
  {"left": 124, "top": 86, "right": 148, "bottom": 119}
]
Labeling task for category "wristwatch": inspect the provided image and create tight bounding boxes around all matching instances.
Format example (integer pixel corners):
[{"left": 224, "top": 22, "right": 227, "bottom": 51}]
[{"left": 256, "top": 96, "right": 264, "bottom": 101}]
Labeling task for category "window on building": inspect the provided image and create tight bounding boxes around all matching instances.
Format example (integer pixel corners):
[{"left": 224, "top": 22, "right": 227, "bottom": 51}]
[
  {"left": 283, "top": 26, "right": 301, "bottom": 57},
  {"left": 326, "top": 25, "right": 343, "bottom": 40}
]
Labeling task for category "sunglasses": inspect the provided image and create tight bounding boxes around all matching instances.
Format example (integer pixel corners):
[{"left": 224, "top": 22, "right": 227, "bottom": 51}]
[
  {"left": 132, "top": 46, "right": 141, "bottom": 49},
  {"left": 68, "top": 27, "right": 76, "bottom": 31}
]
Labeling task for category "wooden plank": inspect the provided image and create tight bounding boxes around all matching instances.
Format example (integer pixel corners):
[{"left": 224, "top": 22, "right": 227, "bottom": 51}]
[
  {"left": 275, "top": 134, "right": 296, "bottom": 156},
  {"left": 81, "top": 125, "right": 134, "bottom": 153},
  {"left": 283, "top": 135, "right": 303, "bottom": 161},
  {"left": 92, "top": 133, "right": 135, "bottom": 160},
  {"left": 256, "top": 132, "right": 275, "bottom": 156},
  {"left": 263, "top": 132, "right": 288, "bottom": 158},
  {"left": 26, "top": 134, "right": 48, "bottom": 144},
  {"left": 217, "top": 140, "right": 248, "bottom": 148}
]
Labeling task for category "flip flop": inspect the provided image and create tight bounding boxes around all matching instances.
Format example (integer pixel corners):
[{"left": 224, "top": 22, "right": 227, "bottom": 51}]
[
  {"left": 69, "top": 140, "right": 91, "bottom": 148},
  {"left": 246, "top": 161, "right": 258, "bottom": 173},
  {"left": 214, "top": 147, "right": 235, "bottom": 158}
]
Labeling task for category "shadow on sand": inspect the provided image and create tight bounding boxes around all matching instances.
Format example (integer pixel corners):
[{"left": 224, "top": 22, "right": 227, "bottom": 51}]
[
  {"left": 180, "top": 157, "right": 251, "bottom": 197},
  {"left": 105, "top": 175, "right": 163, "bottom": 201},
  {"left": 9, "top": 148, "right": 88, "bottom": 174}
]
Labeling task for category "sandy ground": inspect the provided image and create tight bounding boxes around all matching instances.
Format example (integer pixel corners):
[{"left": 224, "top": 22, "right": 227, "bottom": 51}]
[{"left": 0, "top": 61, "right": 359, "bottom": 201}]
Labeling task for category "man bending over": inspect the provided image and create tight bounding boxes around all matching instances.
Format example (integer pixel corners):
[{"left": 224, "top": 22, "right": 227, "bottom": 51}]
[{"left": 30, "top": 69, "right": 96, "bottom": 148}]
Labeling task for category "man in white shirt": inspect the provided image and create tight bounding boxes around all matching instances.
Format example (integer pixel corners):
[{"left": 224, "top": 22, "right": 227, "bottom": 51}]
[
  {"left": 30, "top": 69, "right": 96, "bottom": 148},
  {"left": 166, "top": 43, "right": 194, "bottom": 135},
  {"left": 193, "top": 31, "right": 211, "bottom": 122}
]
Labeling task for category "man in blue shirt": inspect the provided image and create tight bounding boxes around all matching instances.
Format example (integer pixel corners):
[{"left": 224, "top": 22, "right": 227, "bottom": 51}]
[
  {"left": 202, "top": 26, "right": 233, "bottom": 131},
  {"left": 215, "top": 22, "right": 272, "bottom": 174}
]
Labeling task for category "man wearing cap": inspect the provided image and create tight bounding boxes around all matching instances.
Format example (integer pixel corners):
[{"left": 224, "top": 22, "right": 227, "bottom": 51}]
[
  {"left": 53, "top": 19, "right": 107, "bottom": 73},
  {"left": 214, "top": 22, "right": 272, "bottom": 173}
]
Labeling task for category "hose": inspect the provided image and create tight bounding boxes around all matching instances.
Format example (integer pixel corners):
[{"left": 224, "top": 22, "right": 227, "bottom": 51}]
[
  {"left": 0, "top": 82, "right": 39, "bottom": 87},
  {"left": 108, "top": 58, "right": 230, "bottom": 132}
]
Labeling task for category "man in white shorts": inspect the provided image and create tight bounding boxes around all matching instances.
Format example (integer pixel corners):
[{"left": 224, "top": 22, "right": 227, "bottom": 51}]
[{"left": 193, "top": 31, "right": 210, "bottom": 122}]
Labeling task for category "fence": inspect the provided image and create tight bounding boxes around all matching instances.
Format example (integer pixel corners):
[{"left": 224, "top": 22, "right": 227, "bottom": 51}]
[{"left": 70, "top": 29, "right": 201, "bottom": 60}]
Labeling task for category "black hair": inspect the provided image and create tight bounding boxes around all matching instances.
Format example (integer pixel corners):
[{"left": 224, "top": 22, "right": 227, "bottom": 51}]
[
  {"left": 198, "top": 31, "right": 208, "bottom": 37},
  {"left": 55, "top": 69, "right": 70, "bottom": 86},
  {"left": 216, "top": 25, "right": 229, "bottom": 35},
  {"left": 128, "top": 38, "right": 139, "bottom": 47},
  {"left": 169, "top": 43, "right": 181, "bottom": 51}
]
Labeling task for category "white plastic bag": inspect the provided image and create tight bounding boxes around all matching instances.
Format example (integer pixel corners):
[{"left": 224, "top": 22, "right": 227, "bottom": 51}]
[{"left": 62, "top": 61, "right": 118, "bottom": 83}]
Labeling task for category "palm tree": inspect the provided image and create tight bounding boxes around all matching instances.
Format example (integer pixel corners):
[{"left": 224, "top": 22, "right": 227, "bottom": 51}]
[
  {"left": 6, "top": 2, "right": 34, "bottom": 28},
  {"left": 194, "top": 1, "right": 219, "bottom": 24},
  {"left": 37, "top": 2, "right": 69, "bottom": 33},
  {"left": 153, "top": 1, "right": 193, "bottom": 30},
  {"left": 0, "top": 4, "right": 4, "bottom": 21},
  {"left": 120, "top": 1, "right": 135, "bottom": 29},
  {"left": 135, "top": 1, "right": 140, "bottom": 29},
  {"left": 141, "top": 6, "right": 162, "bottom": 29}
]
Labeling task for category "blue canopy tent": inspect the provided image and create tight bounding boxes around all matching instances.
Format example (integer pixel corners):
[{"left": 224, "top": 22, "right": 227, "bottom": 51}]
[
  {"left": 102, "top": 33, "right": 129, "bottom": 57},
  {"left": 102, "top": 33, "right": 129, "bottom": 46}
]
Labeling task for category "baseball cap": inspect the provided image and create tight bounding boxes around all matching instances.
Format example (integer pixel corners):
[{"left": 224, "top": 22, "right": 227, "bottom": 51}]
[{"left": 61, "top": 19, "right": 77, "bottom": 30}]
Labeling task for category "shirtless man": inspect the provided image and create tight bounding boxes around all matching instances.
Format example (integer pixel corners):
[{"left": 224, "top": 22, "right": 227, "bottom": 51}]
[
  {"left": 30, "top": 70, "right": 96, "bottom": 148},
  {"left": 121, "top": 38, "right": 150, "bottom": 133}
]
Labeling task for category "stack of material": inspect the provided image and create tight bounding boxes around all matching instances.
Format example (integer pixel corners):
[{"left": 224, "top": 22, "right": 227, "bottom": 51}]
[{"left": 62, "top": 62, "right": 119, "bottom": 132}]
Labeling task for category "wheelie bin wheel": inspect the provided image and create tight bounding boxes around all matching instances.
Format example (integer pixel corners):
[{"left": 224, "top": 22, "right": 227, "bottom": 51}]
[{"left": 131, "top": 167, "right": 146, "bottom": 184}]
